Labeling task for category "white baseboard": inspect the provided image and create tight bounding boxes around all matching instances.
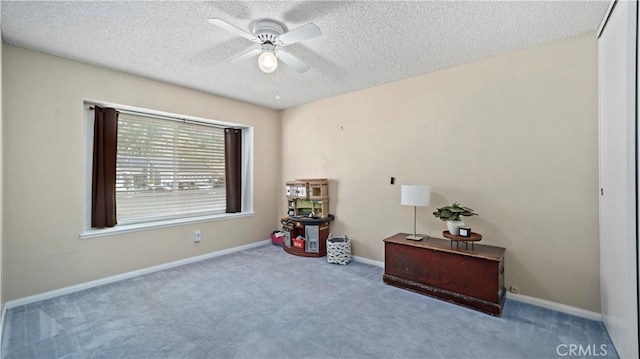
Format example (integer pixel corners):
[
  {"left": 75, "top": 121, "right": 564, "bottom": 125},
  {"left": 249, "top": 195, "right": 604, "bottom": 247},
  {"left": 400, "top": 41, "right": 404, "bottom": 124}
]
[
  {"left": 352, "top": 255, "right": 384, "bottom": 268},
  {"left": 4, "top": 240, "right": 270, "bottom": 310},
  {"left": 506, "top": 292, "right": 602, "bottom": 321}
]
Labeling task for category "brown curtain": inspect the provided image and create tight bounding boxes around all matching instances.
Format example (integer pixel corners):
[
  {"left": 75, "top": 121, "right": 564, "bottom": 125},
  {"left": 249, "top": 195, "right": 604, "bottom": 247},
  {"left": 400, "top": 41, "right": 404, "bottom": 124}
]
[
  {"left": 91, "top": 106, "right": 119, "bottom": 228},
  {"left": 225, "top": 128, "right": 242, "bottom": 213}
]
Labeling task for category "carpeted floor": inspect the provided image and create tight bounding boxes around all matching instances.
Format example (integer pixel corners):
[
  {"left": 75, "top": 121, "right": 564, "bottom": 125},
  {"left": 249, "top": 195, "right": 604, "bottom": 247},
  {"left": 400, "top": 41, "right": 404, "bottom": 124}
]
[{"left": 2, "top": 244, "right": 617, "bottom": 358}]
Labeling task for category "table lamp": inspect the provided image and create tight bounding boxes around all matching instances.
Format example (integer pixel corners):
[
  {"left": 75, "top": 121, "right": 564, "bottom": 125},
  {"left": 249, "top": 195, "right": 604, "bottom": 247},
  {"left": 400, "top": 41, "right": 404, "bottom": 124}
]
[{"left": 401, "top": 185, "right": 431, "bottom": 241}]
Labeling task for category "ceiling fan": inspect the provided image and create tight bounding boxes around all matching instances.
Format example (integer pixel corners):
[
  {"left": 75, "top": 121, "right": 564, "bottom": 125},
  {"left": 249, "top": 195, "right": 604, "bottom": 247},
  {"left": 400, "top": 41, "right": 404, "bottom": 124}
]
[{"left": 208, "top": 18, "right": 322, "bottom": 74}]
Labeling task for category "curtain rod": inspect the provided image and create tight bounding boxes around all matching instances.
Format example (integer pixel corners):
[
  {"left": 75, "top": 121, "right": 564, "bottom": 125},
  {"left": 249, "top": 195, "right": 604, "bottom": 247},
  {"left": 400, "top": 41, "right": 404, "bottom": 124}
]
[{"left": 89, "top": 106, "right": 228, "bottom": 130}]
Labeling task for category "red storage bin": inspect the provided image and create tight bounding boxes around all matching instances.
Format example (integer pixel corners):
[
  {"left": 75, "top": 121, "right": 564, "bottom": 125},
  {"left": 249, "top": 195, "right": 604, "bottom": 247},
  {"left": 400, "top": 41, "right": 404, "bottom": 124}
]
[
  {"left": 292, "top": 237, "right": 305, "bottom": 249},
  {"left": 271, "top": 232, "right": 283, "bottom": 246}
]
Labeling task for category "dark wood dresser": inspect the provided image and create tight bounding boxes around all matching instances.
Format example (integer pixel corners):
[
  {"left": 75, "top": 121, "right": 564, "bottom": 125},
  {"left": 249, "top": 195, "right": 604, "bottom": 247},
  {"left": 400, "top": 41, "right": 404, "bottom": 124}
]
[{"left": 383, "top": 233, "right": 506, "bottom": 316}]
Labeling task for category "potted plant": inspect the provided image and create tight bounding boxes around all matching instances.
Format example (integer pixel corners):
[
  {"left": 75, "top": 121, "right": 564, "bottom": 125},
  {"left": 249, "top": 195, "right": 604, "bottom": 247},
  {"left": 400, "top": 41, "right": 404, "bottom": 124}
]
[{"left": 432, "top": 202, "right": 478, "bottom": 236}]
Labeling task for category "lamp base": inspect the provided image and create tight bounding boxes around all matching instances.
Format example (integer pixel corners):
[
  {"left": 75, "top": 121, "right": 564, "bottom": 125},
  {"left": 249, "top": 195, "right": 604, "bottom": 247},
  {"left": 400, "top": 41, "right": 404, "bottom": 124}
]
[{"left": 406, "top": 235, "right": 423, "bottom": 241}]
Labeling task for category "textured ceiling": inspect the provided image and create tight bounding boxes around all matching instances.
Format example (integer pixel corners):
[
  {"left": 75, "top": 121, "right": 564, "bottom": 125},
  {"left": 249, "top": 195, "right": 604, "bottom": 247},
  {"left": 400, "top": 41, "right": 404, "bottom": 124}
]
[{"left": 1, "top": 1, "right": 609, "bottom": 110}]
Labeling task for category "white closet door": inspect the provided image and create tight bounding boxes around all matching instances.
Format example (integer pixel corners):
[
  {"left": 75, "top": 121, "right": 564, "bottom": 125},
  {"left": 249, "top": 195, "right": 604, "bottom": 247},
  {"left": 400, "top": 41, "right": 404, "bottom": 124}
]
[{"left": 598, "top": 1, "right": 639, "bottom": 357}]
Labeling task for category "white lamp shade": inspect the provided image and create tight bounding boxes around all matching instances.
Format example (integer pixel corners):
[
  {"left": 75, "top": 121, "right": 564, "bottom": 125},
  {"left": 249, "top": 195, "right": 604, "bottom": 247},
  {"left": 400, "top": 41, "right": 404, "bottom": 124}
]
[
  {"left": 401, "top": 185, "right": 430, "bottom": 207},
  {"left": 258, "top": 51, "right": 278, "bottom": 73}
]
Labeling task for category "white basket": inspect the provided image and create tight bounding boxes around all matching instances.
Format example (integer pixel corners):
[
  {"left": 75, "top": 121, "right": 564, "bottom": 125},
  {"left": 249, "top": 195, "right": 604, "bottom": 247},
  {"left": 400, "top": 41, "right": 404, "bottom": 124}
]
[{"left": 327, "top": 234, "right": 351, "bottom": 265}]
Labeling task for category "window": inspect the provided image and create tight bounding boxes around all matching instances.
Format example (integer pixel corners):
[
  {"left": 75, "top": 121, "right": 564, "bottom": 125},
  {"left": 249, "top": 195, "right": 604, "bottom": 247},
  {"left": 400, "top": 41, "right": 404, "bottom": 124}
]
[
  {"left": 83, "top": 102, "right": 253, "bottom": 236},
  {"left": 116, "top": 114, "right": 226, "bottom": 224}
]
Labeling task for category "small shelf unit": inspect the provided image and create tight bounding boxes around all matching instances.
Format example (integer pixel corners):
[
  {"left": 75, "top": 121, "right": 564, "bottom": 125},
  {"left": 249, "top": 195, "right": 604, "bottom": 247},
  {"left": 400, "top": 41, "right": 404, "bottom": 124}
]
[{"left": 282, "top": 178, "right": 333, "bottom": 257}]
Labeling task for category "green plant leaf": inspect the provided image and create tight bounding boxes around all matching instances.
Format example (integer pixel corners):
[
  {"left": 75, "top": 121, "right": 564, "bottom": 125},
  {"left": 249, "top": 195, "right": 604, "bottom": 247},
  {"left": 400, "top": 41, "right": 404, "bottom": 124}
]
[{"left": 432, "top": 202, "right": 478, "bottom": 220}]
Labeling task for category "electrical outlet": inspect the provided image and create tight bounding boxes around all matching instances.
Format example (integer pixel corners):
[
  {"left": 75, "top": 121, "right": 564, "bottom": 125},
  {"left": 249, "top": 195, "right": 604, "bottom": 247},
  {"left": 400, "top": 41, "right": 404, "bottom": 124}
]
[
  {"left": 193, "top": 230, "right": 201, "bottom": 242},
  {"left": 509, "top": 286, "right": 519, "bottom": 294}
]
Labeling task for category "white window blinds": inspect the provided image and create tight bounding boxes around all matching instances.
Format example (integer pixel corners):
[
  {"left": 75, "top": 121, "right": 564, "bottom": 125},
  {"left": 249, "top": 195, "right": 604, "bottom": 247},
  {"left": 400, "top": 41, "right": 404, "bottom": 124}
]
[{"left": 116, "top": 114, "right": 226, "bottom": 224}]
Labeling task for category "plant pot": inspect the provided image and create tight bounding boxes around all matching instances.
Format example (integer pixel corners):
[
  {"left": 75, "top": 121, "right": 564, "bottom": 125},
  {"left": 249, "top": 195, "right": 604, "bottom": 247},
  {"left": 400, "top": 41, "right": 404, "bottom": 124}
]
[{"left": 447, "top": 220, "right": 465, "bottom": 236}]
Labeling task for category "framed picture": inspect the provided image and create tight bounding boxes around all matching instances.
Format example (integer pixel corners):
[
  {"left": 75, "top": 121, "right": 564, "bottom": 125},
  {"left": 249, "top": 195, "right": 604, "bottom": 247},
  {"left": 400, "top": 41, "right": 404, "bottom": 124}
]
[{"left": 459, "top": 227, "right": 471, "bottom": 237}]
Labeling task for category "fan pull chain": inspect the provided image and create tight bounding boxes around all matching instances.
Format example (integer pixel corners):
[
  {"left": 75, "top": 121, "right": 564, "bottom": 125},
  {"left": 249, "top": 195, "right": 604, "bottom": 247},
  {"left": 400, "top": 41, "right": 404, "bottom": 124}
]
[{"left": 275, "top": 65, "right": 281, "bottom": 100}]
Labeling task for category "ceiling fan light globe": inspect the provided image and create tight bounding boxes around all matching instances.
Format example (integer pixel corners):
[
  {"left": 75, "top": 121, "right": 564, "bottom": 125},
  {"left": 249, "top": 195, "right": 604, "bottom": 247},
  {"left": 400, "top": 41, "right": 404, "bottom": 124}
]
[{"left": 258, "top": 52, "right": 278, "bottom": 73}]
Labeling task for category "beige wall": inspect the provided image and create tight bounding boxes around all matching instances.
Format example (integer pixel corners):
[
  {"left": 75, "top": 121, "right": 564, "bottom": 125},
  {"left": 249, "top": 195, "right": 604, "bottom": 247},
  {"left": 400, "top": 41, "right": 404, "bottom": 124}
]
[
  {"left": 2, "top": 45, "right": 281, "bottom": 301},
  {"left": 282, "top": 32, "right": 599, "bottom": 312}
]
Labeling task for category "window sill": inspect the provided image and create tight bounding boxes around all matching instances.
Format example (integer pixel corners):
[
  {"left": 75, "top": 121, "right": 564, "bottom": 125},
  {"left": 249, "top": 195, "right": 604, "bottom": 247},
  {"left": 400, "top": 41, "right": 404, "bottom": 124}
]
[{"left": 80, "top": 212, "right": 255, "bottom": 240}]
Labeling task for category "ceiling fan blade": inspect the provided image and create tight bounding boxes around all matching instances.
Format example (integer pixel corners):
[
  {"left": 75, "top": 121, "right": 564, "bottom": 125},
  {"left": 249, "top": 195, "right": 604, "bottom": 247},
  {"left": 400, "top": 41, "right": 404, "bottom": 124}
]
[
  {"left": 226, "top": 47, "right": 262, "bottom": 63},
  {"left": 208, "top": 18, "right": 257, "bottom": 42},
  {"left": 276, "top": 50, "right": 310, "bottom": 73},
  {"left": 277, "top": 23, "right": 322, "bottom": 46}
]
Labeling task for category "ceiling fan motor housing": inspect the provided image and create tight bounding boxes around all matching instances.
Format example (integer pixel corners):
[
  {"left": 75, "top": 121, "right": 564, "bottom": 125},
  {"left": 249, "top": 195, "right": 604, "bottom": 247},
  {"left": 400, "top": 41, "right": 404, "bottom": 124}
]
[{"left": 252, "top": 20, "right": 285, "bottom": 46}]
